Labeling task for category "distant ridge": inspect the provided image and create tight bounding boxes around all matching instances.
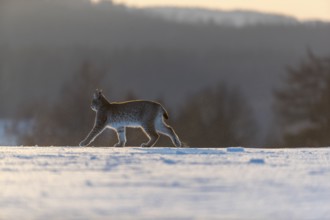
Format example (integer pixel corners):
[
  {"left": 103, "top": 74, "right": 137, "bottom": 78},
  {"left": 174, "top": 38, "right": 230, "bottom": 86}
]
[{"left": 141, "top": 7, "right": 323, "bottom": 27}]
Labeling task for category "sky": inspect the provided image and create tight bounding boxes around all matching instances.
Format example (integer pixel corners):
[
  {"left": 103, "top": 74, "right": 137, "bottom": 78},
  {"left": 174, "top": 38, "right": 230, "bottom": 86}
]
[{"left": 109, "top": 0, "right": 330, "bottom": 21}]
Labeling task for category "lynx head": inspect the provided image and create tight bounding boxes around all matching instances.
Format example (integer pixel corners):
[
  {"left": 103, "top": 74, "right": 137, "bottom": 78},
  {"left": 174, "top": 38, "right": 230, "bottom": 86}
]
[{"left": 91, "top": 89, "right": 106, "bottom": 111}]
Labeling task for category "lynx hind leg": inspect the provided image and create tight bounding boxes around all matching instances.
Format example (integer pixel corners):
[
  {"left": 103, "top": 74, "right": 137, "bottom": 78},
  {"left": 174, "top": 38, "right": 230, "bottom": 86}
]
[
  {"left": 141, "top": 124, "right": 160, "bottom": 147},
  {"left": 156, "top": 118, "right": 182, "bottom": 147}
]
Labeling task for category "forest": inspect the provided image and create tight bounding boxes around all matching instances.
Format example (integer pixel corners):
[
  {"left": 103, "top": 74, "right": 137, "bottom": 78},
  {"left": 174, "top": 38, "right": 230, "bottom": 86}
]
[{"left": 1, "top": 0, "right": 330, "bottom": 146}]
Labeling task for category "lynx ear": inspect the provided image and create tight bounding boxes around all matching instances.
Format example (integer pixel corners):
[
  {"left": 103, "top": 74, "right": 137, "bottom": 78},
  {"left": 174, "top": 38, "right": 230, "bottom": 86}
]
[
  {"left": 94, "top": 89, "right": 100, "bottom": 99},
  {"left": 94, "top": 89, "right": 103, "bottom": 99}
]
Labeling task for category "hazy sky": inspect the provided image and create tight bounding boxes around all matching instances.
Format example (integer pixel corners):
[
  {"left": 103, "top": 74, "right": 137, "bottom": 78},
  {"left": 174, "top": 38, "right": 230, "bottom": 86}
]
[{"left": 110, "top": 0, "right": 330, "bottom": 21}]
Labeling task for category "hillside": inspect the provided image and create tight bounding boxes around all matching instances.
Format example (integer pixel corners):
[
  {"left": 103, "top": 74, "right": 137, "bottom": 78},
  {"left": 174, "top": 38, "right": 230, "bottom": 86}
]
[{"left": 1, "top": 0, "right": 330, "bottom": 144}]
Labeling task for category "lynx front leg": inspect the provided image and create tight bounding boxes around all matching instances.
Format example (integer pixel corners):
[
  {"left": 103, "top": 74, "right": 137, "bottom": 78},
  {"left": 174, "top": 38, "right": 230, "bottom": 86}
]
[
  {"left": 114, "top": 127, "right": 126, "bottom": 147},
  {"left": 79, "top": 123, "right": 106, "bottom": 146}
]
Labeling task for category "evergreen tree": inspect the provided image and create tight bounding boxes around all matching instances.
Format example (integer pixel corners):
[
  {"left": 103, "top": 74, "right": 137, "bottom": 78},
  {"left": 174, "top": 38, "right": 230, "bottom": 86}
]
[{"left": 275, "top": 52, "right": 330, "bottom": 147}]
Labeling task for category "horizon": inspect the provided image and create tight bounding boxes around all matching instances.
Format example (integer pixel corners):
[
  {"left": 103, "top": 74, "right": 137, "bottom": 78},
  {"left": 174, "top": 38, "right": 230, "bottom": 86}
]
[{"left": 107, "top": 0, "right": 330, "bottom": 22}]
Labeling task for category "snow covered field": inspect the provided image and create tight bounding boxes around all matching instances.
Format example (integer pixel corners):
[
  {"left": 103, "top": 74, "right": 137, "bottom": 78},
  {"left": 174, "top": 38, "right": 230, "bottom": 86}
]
[{"left": 1, "top": 146, "right": 330, "bottom": 220}]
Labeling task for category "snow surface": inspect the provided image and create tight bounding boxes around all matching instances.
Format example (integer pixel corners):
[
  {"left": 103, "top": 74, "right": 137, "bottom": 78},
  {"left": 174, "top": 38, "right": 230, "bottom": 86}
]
[{"left": 1, "top": 146, "right": 330, "bottom": 219}]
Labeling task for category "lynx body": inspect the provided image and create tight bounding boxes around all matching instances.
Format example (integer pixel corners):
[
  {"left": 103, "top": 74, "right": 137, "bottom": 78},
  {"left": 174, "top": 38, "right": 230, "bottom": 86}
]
[{"left": 79, "top": 90, "right": 182, "bottom": 147}]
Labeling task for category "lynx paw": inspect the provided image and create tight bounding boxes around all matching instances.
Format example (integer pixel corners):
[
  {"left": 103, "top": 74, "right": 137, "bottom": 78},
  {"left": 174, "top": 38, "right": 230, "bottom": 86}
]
[
  {"left": 79, "top": 141, "right": 88, "bottom": 147},
  {"left": 141, "top": 143, "right": 151, "bottom": 147},
  {"left": 114, "top": 142, "right": 125, "bottom": 147}
]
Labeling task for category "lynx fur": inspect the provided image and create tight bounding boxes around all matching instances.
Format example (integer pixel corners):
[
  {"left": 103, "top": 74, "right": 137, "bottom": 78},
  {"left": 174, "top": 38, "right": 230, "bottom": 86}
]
[{"left": 79, "top": 90, "right": 182, "bottom": 147}]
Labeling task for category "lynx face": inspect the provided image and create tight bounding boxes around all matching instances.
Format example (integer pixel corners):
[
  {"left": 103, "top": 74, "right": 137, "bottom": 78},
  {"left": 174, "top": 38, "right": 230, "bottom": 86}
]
[{"left": 91, "top": 91, "right": 102, "bottom": 111}]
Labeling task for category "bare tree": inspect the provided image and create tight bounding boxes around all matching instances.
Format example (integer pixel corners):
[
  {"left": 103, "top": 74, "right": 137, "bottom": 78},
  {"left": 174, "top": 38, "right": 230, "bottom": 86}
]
[
  {"left": 176, "top": 83, "right": 258, "bottom": 147},
  {"left": 9, "top": 61, "right": 110, "bottom": 146}
]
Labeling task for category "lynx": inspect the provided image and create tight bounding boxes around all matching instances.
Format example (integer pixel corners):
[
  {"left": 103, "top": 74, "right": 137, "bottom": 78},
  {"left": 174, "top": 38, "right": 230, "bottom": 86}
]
[{"left": 79, "top": 90, "right": 182, "bottom": 147}]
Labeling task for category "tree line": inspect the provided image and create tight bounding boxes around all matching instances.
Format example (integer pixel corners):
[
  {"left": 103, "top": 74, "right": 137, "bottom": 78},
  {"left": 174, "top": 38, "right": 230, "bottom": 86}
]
[
  {"left": 7, "top": 61, "right": 257, "bottom": 147},
  {"left": 7, "top": 52, "right": 330, "bottom": 147}
]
